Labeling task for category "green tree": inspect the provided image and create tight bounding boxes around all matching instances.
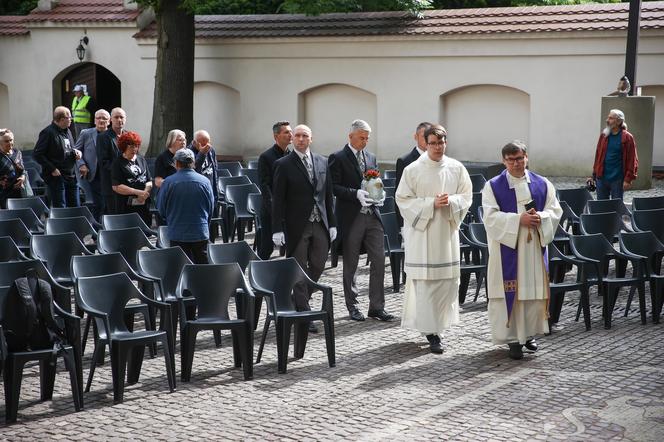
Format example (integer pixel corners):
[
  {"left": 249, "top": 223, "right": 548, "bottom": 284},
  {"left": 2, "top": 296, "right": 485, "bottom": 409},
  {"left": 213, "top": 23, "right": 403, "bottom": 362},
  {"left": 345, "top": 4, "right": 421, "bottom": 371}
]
[{"left": 0, "top": 0, "right": 38, "bottom": 15}]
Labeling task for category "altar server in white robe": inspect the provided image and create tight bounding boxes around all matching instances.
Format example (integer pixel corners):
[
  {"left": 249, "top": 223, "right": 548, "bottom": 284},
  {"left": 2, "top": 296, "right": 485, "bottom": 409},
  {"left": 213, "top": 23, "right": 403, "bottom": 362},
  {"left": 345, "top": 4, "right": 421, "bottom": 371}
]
[
  {"left": 482, "top": 140, "right": 562, "bottom": 360},
  {"left": 396, "top": 124, "right": 472, "bottom": 354}
]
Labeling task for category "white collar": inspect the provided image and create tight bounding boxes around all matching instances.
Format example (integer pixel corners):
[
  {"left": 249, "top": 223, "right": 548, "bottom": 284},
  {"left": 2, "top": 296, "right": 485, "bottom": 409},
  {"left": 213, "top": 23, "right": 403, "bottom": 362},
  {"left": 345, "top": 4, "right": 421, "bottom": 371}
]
[
  {"left": 295, "top": 149, "right": 311, "bottom": 161},
  {"left": 506, "top": 170, "right": 531, "bottom": 188},
  {"left": 416, "top": 146, "right": 426, "bottom": 156},
  {"left": 348, "top": 144, "right": 364, "bottom": 157}
]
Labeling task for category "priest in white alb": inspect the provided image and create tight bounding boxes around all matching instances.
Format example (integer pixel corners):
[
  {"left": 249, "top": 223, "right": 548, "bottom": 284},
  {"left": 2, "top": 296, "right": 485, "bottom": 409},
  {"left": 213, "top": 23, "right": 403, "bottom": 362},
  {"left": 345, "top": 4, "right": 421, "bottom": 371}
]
[
  {"left": 482, "top": 140, "right": 562, "bottom": 360},
  {"left": 396, "top": 124, "right": 472, "bottom": 354}
]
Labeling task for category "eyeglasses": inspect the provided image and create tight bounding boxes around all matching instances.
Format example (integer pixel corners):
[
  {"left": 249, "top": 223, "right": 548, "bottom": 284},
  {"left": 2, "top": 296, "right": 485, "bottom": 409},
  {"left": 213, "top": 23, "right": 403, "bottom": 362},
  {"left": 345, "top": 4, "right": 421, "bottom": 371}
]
[
  {"left": 504, "top": 156, "right": 526, "bottom": 164},
  {"left": 427, "top": 139, "right": 447, "bottom": 147}
]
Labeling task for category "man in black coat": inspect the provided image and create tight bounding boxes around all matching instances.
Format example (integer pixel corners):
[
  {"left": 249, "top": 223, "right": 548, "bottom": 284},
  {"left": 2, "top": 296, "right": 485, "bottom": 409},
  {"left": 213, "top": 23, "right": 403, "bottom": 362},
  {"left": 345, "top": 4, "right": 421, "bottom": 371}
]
[
  {"left": 257, "top": 121, "right": 292, "bottom": 259},
  {"left": 329, "top": 119, "right": 395, "bottom": 322},
  {"left": 96, "top": 107, "right": 126, "bottom": 214},
  {"left": 272, "top": 124, "right": 336, "bottom": 324},
  {"left": 34, "top": 106, "right": 82, "bottom": 208},
  {"left": 395, "top": 121, "right": 431, "bottom": 227}
]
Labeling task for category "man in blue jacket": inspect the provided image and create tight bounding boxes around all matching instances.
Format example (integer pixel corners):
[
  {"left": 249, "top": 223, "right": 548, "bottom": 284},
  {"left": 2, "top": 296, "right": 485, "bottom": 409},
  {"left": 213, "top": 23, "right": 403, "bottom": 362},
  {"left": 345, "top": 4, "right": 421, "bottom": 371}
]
[{"left": 158, "top": 148, "right": 215, "bottom": 264}]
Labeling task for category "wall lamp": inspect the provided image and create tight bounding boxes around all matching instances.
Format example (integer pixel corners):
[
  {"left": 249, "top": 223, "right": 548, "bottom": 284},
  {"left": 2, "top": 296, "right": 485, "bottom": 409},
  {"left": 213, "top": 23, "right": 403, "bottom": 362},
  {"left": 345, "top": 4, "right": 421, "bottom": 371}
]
[{"left": 76, "top": 36, "right": 89, "bottom": 62}]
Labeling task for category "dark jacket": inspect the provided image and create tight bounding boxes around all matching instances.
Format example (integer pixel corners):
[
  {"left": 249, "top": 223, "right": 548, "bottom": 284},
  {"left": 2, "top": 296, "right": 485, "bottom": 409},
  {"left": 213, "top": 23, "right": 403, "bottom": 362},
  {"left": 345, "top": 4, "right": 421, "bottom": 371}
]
[
  {"left": 395, "top": 147, "right": 421, "bottom": 226},
  {"left": 257, "top": 144, "right": 289, "bottom": 218},
  {"left": 97, "top": 128, "right": 122, "bottom": 196},
  {"left": 272, "top": 150, "right": 336, "bottom": 256},
  {"left": 34, "top": 122, "right": 77, "bottom": 177},
  {"left": 328, "top": 144, "right": 382, "bottom": 246}
]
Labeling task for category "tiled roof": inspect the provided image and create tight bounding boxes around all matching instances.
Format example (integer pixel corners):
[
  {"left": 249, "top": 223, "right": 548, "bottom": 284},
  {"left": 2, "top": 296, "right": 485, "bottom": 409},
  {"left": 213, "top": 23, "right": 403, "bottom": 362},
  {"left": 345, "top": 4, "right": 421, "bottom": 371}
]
[
  {"left": 24, "top": 0, "right": 139, "bottom": 24},
  {"left": 134, "top": 2, "right": 664, "bottom": 39},
  {"left": 0, "top": 16, "right": 29, "bottom": 36}
]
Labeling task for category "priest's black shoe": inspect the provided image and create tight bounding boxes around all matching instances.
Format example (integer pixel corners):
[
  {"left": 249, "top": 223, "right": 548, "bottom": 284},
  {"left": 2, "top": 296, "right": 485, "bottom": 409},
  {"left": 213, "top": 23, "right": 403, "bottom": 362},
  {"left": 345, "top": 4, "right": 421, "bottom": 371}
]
[
  {"left": 308, "top": 322, "right": 319, "bottom": 333},
  {"left": 524, "top": 338, "right": 538, "bottom": 352},
  {"left": 508, "top": 343, "right": 524, "bottom": 360},
  {"left": 367, "top": 309, "right": 395, "bottom": 322},
  {"left": 349, "top": 308, "right": 365, "bottom": 321},
  {"left": 426, "top": 334, "right": 443, "bottom": 354}
]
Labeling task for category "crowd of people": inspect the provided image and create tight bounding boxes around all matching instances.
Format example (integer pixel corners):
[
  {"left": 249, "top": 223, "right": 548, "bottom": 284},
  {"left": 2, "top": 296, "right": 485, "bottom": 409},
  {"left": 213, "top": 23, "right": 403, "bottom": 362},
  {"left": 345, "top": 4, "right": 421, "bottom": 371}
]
[{"left": 1, "top": 103, "right": 639, "bottom": 360}]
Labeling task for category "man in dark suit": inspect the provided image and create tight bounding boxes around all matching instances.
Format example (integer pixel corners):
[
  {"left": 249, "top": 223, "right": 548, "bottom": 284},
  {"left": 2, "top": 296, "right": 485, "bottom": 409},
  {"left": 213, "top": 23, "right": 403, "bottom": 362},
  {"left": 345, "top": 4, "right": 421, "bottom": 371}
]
[
  {"left": 395, "top": 121, "right": 431, "bottom": 227},
  {"left": 74, "top": 109, "right": 110, "bottom": 220},
  {"left": 329, "top": 119, "right": 395, "bottom": 322},
  {"left": 34, "top": 106, "right": 82, "bottom": 208},
  {"left": 272, "top": 124, "right": 336, "bottom": 331},
  {"left": 97, "top": 107, "right": 126, "bottom": 214},
  {"left": 257, "top": 121, "right": 292, "bottom": 259}
]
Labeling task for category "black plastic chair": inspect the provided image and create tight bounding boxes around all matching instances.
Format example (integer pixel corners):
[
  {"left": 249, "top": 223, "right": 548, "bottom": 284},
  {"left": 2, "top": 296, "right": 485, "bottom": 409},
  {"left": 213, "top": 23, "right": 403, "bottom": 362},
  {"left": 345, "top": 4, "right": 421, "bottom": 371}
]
[
  {"left": 208, "top": 241, "right": 262, "bottom": 330},
  {"left": 558, "top": 188, "right": 593, "bottom": 220},
  {"left": 97, "top": 227, "right": 156, "bottom": 270},
  {"left": 380, "top": 212, "right": 404, "bottom": 293},
  {"left": 0, "top": 288, "right": 83, "bottom": 423},
  {"left": 71, "top": 253, "right": 156, "bottom": 358},
  {"left": 469, "top": 174, "right": 487, "bottom": 193},
  {"left": 570, "top": 233, "right": 646, "bottom": 329},
  {"left": 178, "top": 264, "right": 255, "bottom": 381},
  {"left": 632, "top": 209, "right": 664, "bottom": 243},
  {"left": 75, "top": 273, "right": 175, "bottom": 403},
  {"left": 30, "top": 232, "right": 92, "bottom": 288},
  {"left": 217, "top": 169, "right": 232, "bottom": 179},
  {"left": 217, "top": 161, "right": 242, "bottom": 177},
  {"left": 383, "top": 170, "right": 396, "bottom": 179},
  {"left": 225, "top": 183, "right": 260, "bottom": 242},
  {"left": 382, "top": 178, "right": 396, "bottom": 188},
  {"left": 0, "top": 219, "right": 32, "bottom": 255},
  {"left": 218, "top": 175, "right": 251, "bottom": 198},
  {"left": 0, "top": 259, "right": 72, "bottom": 313},
  {"left": 559, "top": 200, "right": 580, "bottom": 233},
  {"left": 239, "top": 168, "right": 259, "bottom": 185},
  {"left": 45, "top": 216, "right": 98, "bottom": 253},
  {"left": 157, "top": 225, "right": 170, "bottom": 248},
  {"left": 0, "top": 236, "right": 29, "bottom": 262},
  {"left": 247, "top": 193, "right": 262, "bottom": 251},
  {"left": 458, "top": 229, "right": 487, "bottom": 304},
  {"left": 378, "top": 197, "right": 396, "bottom": 214},
  {"left": 136, "top": 247, "right": 197, "bottom": 346},
  {"left": 579, "top": 212, "right": 626, "bottom": 243},
  {"left": 0, "top": 208, "right": 45, "bottom": 234},
  {"left": 547, "top": 243, "right": 591, "bottom": 331},
  {"left": 620, "top": 231, "right": 664, "bottom": 324},
  {"left": 384, "top": 187, "right": 395, "bottom": 198},
  {"left": 631, "top": 195, "right": 664, "bottom": 211},
  {"left": 50, "top": 206, "right": 103, "bottom": 230},
  {"left": 25, "top": 167, "right": 46, "bottom": 198},
  {"left": 247, "top": 160, "right": 259, "bottom": 170},
  {"left": 7, "top": 196, "right": 50, "bottom": 220},
  {"left": 248, "top": 258, "right": 335, "bottom": 373},
  {"left": 586, "top": 198, "right": 631, "bottom": 217},
  {"left": 103, "top": 212, "right": 158, "bottom": 237}
]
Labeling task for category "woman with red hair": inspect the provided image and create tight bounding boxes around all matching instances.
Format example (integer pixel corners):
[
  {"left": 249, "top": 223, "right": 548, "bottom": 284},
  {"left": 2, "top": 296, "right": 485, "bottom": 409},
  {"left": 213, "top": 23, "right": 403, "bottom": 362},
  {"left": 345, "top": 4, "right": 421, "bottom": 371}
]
[{"left": 111, "top": 131, "right": 153, "bottom": 225}]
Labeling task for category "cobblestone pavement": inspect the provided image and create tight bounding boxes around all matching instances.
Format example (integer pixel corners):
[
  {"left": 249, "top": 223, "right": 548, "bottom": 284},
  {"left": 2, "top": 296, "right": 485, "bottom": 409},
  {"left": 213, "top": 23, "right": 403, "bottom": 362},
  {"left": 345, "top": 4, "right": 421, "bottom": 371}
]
[{"left": 1, "top": 179, "right": 663, "bottom": 440}]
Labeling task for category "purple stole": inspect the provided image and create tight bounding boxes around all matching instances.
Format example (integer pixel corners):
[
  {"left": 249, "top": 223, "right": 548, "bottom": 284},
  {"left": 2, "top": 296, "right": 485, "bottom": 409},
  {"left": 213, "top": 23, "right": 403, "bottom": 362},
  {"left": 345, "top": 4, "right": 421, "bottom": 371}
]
[{"left": 489, "top": 170, "right": 549, "bottom": 322}]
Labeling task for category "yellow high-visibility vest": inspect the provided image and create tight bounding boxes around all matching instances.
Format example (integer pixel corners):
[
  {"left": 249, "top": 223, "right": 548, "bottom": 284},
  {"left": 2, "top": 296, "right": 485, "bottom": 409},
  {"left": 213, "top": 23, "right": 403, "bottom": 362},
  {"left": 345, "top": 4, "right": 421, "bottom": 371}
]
[{"left": 72, "top": 95, "right": 91, "bottom": 124}]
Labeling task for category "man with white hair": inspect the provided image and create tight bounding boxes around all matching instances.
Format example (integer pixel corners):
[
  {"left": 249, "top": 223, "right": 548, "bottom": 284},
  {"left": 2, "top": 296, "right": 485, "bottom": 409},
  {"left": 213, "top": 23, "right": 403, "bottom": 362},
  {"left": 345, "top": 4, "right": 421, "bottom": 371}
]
[
  {"left": 329, "top": 119, "right": 395, "bottom": 322},
  {"left": 591, "top": 109, "right": 638, "bottom": 200},
  {"left": 75, "top": 109, "right": 110, "bottom": 220}
]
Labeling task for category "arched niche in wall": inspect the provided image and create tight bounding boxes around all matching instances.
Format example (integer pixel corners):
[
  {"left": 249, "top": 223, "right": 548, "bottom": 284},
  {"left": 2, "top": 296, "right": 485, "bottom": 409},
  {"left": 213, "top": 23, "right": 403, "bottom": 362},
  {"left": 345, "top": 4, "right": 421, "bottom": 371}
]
[
  {"left": 440, "top": 85, "right": 530, "bottom": 162},
  {"left": 53, "top": 63, "right": 121, "bottom": 113},
  {"left": 0, "top": 82, "right": 8, "bottom": 125},
  {"left": 641, "top": 85, "right": 664, "bottom": 166},
  {"left": 298, "top": 83, "right": 377, "bottom": 156},
  {"left": 194, "top": 81, "right": 241, "bottom": 156}
]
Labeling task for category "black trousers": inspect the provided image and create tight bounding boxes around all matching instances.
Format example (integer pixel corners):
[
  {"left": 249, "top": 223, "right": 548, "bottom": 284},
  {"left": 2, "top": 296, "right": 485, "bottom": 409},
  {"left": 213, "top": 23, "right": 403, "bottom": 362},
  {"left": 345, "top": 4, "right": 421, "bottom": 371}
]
[{"left": 171, "top": 239, "right": 209, "bottom": 264}]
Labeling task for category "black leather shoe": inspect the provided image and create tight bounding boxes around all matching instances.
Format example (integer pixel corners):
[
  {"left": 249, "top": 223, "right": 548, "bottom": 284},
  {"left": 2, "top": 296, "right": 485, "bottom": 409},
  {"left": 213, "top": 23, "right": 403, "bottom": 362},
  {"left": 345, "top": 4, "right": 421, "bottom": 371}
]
[
  {"left": 524, "top": 338, "right": 538, "bottom": 352},
  {"left": 426, "top": 334, "right": 443, "bottom": 354},
  {"left": 508, "top": 343, "right": 524, "bottom": 360},
  {"left": 367, "top": 309, "right": 396, "bottom": 322},
  {"left": 308, "top": 322, "right": 319, "bottom": 333},
  {"left": 349, "top": 309, "right": 366, "bottom": 321}
]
